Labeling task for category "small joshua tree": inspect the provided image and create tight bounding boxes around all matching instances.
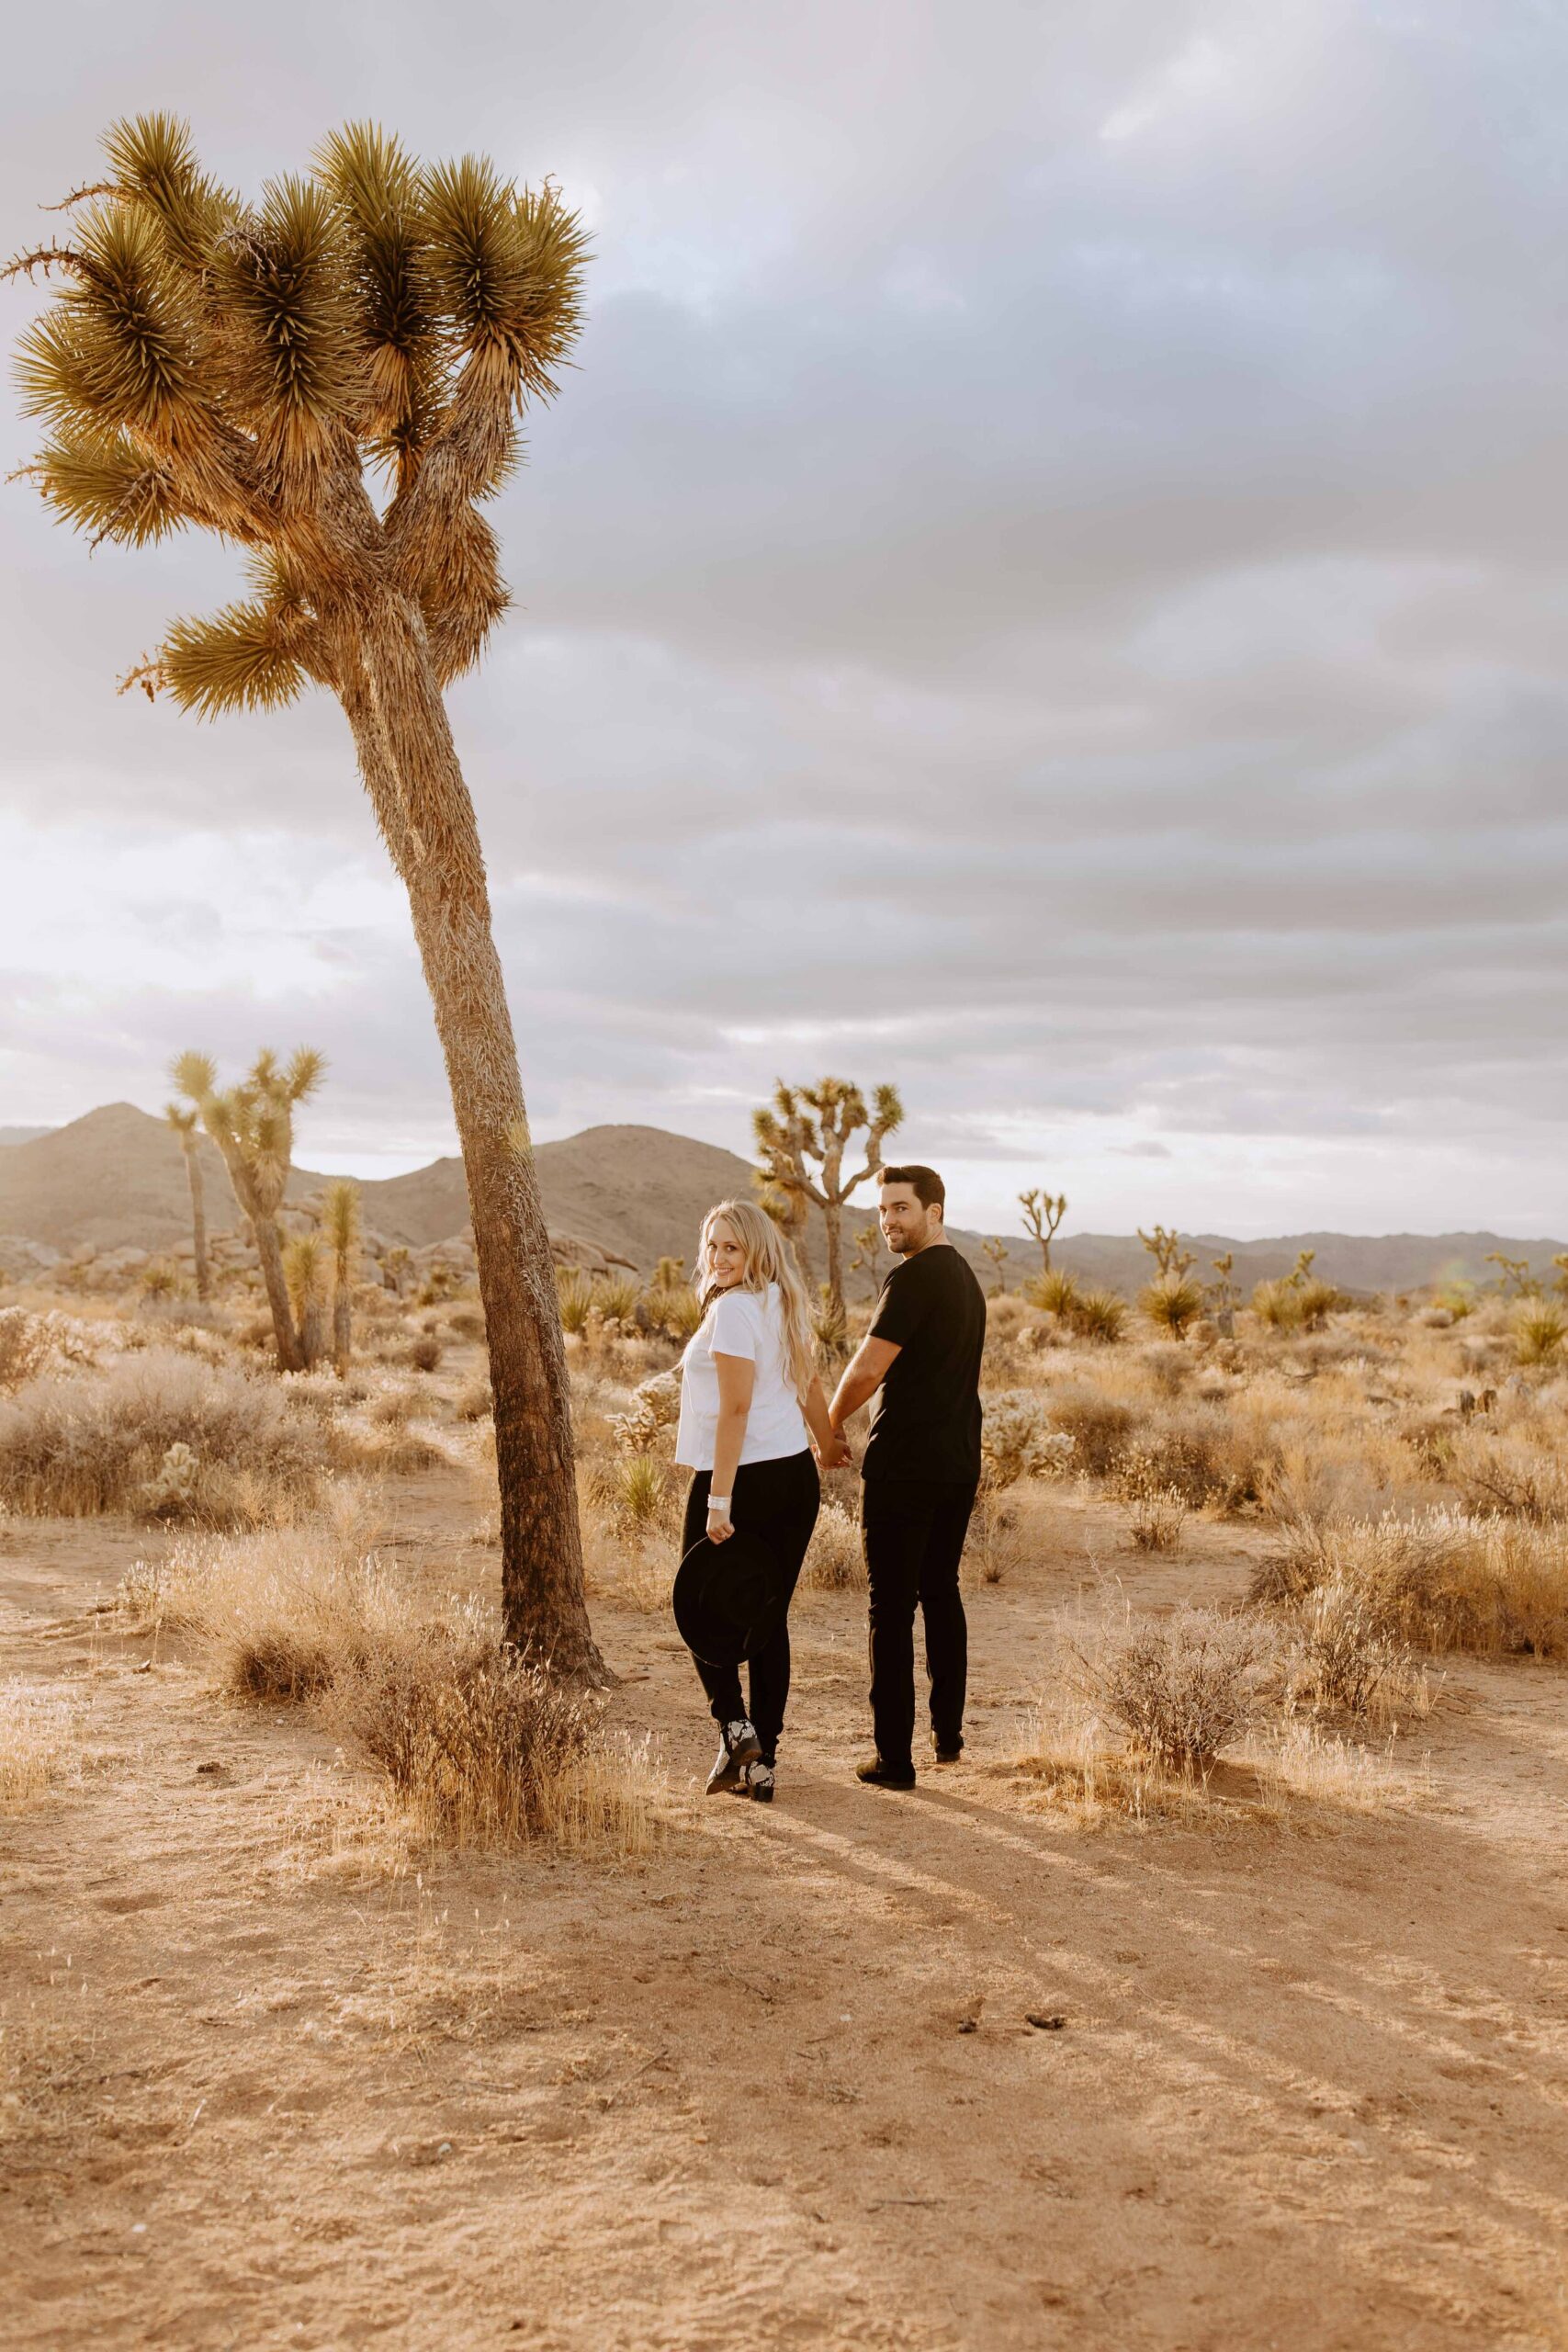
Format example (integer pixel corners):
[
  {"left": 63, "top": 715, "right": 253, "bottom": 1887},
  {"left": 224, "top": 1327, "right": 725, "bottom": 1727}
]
[
  {"left": 1138, "top": 1224, "right": 1197, "bottom": 1280},
  {"left": 1019, "top": 1187, "right": 1067, "bottom": 1272},
  {"left": 283, "top": 1231, "right": 330, "bottom": 1368},
  {"left": 752, "top": 1078, "right": 903, "bottom": 1320},
  {"left": 322, "top": 1178, "right": 361, "bottom": 1374},
  {"left": 982, "top": 1237, "right": 1009, "bottom": 1294},
  {"left": 163, "top": 1101, "right": 209, "bottom": 1299},
  {"left": 849, "top": 1221, "right": 885, "bottom": 1295},
  {"left": 172, "top": 1046, "right": 322, "bottom": 1371}
]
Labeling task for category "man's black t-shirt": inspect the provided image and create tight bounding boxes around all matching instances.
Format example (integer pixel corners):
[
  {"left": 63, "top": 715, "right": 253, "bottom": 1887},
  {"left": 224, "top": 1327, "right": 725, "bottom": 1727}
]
[{"left": 862, "top": 1242, "right": 986, "bottom": 1486}]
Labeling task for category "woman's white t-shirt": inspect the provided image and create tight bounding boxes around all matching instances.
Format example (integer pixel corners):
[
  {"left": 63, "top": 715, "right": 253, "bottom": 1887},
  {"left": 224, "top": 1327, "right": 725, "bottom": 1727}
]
[{"left": 674, "top": 1283, "right": 810, "bottom": 1472}]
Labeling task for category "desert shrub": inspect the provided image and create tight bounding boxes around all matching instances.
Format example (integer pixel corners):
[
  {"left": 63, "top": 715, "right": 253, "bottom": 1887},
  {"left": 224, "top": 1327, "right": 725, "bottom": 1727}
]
[
  {"left": 1072, "top": 1288, "right": 1127, "bottom": 1343},
  {"left": 0, "top": 1680, "right": 80, "bottom": 1809},
  {"left": 593, "top": 1275, "right": 642, "bottom": 1326},
  {"left": 803, "top": 1499, "right": 865, "bottom": 1590},
  {"left": 139, "top": 1259, "right": 182, "bottom": 1301},
  {"left": 979, "top": 1391, "right": 1074, "bottom": 1490},
  {"left": 1513, "top": 1302, "right": 1568, "bottom": 1367},
  {"left": 0, "top": 1309, "right": 102, "bottom": 1393},
  {"left": 1449, "top": 1431, "right": 1568, "bottom": 1522},
  {"left": 594, "top": 1453, "right": 677, "bottom": 1539},
  {"left": 1127, "top": 1402, "right": 1262, "bottom": 1511},
  {"left": 454, "top": 1374, "right": 493, "bottom": 1421},
  {"left": 445, "top": 1303, "right": 487, "bottom": 1341},
  {"left": 640, "top": 1283, "right": 704, "bottom": 1343},
  {"left": 1076, "top": 1609, "right": 1271, "bottom": 1777},
  {"left": 0, "top": 1351, "right": 330, "bottom": 1521},
  {"left": 1251, "top": 1509, "right": 1568, "bottom": 1656},
  {"left": 985, "top": 1292, "right": 1032, "bottom": 1340},
  {"left": 1139, "top": 1342, "right": 1194, "bottom": 1396},
  {"left": 1290, "top": 1580, "right": 1419, "bottom": 1721},
  {"left": 1045, "top": 1385, "right": 1137, "bottom": 1476},
  {"left": 1294, "top": 1279, "right": 1342, "bottom": 1330},
  {"left": 403, "top": 1332, "right": 443, "bottom": 1373},
  {"left": 1140, "top": 1273, "right": 1204, "bottom": 1338},
  {"left": 1028, "top": 1267, "right": 1079, "bottom": 1319},
  {"left": 1122, "top": 1477, "right": 1187, "bottom": 1554},
  {"left": 1252, "top": 1279, "right": 1306, "bottom": 1332},
  {"left": 558, "top": 1272, "right": 594, "bottom": 1336}
]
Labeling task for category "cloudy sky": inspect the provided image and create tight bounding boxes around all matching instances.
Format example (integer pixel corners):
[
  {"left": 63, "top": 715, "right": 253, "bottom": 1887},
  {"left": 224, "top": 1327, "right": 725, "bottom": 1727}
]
[{"left": 2, "top": 1, "right": 1566, "bottom": 1239}]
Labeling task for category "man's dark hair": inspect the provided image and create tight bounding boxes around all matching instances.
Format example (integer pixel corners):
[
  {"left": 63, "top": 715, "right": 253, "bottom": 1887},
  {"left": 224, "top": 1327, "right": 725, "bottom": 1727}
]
[{"left": 879, "top": 1163, "right": 945, "bottom": 1213}]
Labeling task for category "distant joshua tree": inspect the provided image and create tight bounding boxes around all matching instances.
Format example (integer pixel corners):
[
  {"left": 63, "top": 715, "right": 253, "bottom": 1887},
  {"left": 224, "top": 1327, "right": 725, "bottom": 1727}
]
[
  {"left": 322, "top": 1179, "right": 361, "bottom": 1374},
  {"left": 1018, "top": 1188, "right": 1067, "bottom": 1272},
  {"left": 6, "top": 113, "right": 598, "bottom": 1675},
  {"left": 172, "top": 1046, "right": 322, "bottom": 1371},
  {"left": 754, "top": 1177, "right": 813, "bottom": 1283},
  {"left": 849, "top": 1221, "right": 886, "bottom": 1295},
  {"left": 982, "top": 1237, "right": 1009, "bottom": 1294},
  {"left": 1138, "top": 1224, "right": 1197, "bottom": 1280},
  {"left": 752, "top": 1078, "right": 903, "bottom": 1320},
  {"left": 163, "top": 1101, "right": 209, "bottom": 1299}
]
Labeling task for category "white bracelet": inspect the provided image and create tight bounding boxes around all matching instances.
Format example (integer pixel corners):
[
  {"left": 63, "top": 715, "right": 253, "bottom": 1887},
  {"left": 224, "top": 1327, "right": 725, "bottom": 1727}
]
[{"left": 707, "top": 1495, "right": 731, "bottom": 1511}]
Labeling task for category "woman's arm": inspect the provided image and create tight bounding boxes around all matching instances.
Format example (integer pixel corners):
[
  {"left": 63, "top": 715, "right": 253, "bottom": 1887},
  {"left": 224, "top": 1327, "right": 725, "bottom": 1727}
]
[
  {"left": 801, "top": 1375, "right": 851, "bottom": 1467},
  {"left": 706, "top": 1351, "right": 755, "bottom": 1543}
]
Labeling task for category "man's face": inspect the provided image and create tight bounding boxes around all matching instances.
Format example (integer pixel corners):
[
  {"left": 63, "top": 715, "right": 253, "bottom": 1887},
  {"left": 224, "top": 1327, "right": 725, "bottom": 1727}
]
[{"left": 879, "top": 1182, "right": 941, "bottom": 1257}]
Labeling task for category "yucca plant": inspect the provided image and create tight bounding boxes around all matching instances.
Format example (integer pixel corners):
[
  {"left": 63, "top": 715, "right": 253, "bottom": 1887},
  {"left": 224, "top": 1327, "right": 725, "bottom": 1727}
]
[
  {"left": 1072, "top": 1287, "right": 1127, "bottom": 1344},
  {"left": 1029, "top": 1265, "right": 1079, "bottom": 1319},
  {"left": 321, "top": 1178, "right": 360, "bottom": 1374},
  {"left": 1140, "top": 1272, "right": 1204, "bottom": 1339},
  {"left": 172, "top": 1046, "right": 321, "bottom": 1371},
  {"left": 557, "top": 1271, "right": 594, "bottom": 1337},
  {"left": 1514, "top": 1301, "right": 1568, "bottom": 1368},
  {"left": 8, "top": 117, "right": 598, "bottom": 1676},
  {"left": 163, "top": 1102, "right": 210, "bottom": 1298}
]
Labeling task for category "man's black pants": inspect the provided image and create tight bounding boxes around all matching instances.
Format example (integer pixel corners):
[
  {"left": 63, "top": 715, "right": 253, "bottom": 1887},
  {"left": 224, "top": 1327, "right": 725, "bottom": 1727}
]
[{"left": 862, "top": 1476, "right": 977, "bottom": 1771}]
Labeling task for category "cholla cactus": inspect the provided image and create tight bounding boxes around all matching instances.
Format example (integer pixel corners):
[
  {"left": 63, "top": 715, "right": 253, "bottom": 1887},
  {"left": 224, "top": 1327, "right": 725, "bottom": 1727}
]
[
  {"left": 979, "top": 1391, "right": 1075, "bottom": 1490},
  {"left": 141, "top": 1440, "right": 199, "bottom": 1519},
  {"left": 609, "top": 1370, "right": 682, "bottom": 1455}
]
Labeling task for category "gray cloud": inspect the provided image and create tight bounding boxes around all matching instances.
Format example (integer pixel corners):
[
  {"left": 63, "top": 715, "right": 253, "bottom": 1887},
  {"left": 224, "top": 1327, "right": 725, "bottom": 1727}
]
[{"left": 3, "top": 1, "right": 1567, "bottom": 1235}]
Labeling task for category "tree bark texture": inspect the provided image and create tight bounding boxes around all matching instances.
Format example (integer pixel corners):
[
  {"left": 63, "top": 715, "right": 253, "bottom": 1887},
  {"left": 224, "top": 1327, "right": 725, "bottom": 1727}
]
[
  {"left": 340, "top": 598, "right": 604, "bottom": 1682},
  {"left": 333, "top": 1281, "right": 352, "bottom": 1377},
  {"left": 209, "top": 1136, "right": 301, "bottom": 1372}
]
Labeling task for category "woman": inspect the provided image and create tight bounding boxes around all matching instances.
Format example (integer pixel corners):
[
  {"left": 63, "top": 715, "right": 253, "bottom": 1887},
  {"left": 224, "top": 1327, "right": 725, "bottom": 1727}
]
[{"left": 673, "top": 1197, "right": 837, "bottom": 1803}]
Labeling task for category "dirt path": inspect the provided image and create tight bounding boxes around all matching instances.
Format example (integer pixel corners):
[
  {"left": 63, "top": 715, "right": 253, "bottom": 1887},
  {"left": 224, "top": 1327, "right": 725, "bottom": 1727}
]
[{"left": 4, "top": 1494, "right": 1568, "bottom": 2351}]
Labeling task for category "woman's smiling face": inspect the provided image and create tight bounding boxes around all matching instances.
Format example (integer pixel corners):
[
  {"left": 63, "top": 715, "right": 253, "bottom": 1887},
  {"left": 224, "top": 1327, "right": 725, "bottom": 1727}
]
[{"left": 707, "top": 1219, "right": 747, "bottom": 1289}]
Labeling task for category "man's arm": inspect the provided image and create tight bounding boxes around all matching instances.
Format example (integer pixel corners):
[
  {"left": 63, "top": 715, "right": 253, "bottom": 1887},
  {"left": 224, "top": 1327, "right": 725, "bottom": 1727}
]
[{"left": 829, "top": 1335, "right": 901, "bottom": 1435}]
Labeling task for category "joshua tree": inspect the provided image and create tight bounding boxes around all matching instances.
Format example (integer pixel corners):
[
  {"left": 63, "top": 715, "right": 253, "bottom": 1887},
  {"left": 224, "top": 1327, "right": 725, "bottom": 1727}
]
[
  {"left": 8, "top": 118, "right": 598, "bottom": 1675},
  {"left": 322, "top": 1178, "right": 360, "bottom": 1374},
  {"left": 849, "top": 1221, "right": 885, "bottom": 1295},
  {"left": 752, "top": 1078, "right": 903, "bottom": 1319},
  {"left": 1138, "top": 1224, "right": 1197, "bottom": 1280},
  {"left": 172, "top": 1046, "right": 321, "bottom": 1372},
  {"left": 981, "top": 1237, "right": 1009, "bottom": 1293},
  {"left": 283, "top": 1231, "right": 330, "bottom": 1367},
  {"left": 1018, "top": 1187, "right": 1066, "bottom": 1272},
  {"left": 163, "top": 1101, "right": 210, "bottom": 1299},
  {"left": 754, "top": 1176, "right": 813, "bottom": 1283}
]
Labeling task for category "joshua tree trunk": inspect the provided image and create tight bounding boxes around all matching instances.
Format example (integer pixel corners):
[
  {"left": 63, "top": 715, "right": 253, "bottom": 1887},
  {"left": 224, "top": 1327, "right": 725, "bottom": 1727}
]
[
  {"left": 182, "top": 1140, "right": 209, "bottom": 1301},
  {"left": 342, "top": 606, "right": 603, "bottom": 1682},
  {"left": 333, "top": 1283, "right": 353, "bottom": 1376},
  {"left": 822, "top": 1203, "right": 845, "bottom": 1318},
  {"left": 299, "top": 1291, "right": 328, "bottom": 1369},
  {"left": 253, "top": 1212, "right": 304, "bottom": 1374}
]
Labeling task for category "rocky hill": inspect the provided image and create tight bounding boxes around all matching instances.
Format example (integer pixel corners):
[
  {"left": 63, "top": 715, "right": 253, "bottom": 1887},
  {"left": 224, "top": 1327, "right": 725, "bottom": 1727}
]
[{"left": 1, "top": 1101, "right": 1561, "bottom": 1296}]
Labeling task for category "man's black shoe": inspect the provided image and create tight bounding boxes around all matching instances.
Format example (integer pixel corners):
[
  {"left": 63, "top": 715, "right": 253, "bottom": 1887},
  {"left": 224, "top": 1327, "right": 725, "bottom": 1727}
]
[
  {"left": 856, "top": 1755, "right": 917, "bottom": 1790},
  {"left": 932, "top": 1740, "right": 964, "bottom": 1764}
]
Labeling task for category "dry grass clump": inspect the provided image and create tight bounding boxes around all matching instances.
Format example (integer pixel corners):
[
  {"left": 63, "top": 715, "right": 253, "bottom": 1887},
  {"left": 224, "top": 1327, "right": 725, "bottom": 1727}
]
[
  {"left": 1448, "top": 1429, "right": 1568, "bottom": 1522},
  {"left": 1285, "top": 1580, "right": 1430, "bottom": 1723},
  {"left": 125, "top": 1518, "right": 669, "bottom": 1853},
  {"left": 1254, "top": 1510, "right": 1568, "bottom": 1657},
  {"left": 1077, "top": 1607, "right": 1271, "bottom": 1775},
  {"left": 0, "top": 1351, "right": 332, "bottom": 1521},
  {"left": 802, "top": 1498, "right": 864, "bottom": 1591},
  {"left": 0, "top": 1681, "right": 81, "bottom": 1809}
]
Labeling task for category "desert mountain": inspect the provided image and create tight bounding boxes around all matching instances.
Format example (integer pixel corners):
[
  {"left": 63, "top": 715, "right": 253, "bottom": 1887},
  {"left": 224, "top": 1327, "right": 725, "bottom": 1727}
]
[
  {"left": 0, "top": 1101, "right": 1561, "bottom": 1295},
  {"left": 0, "top": 1125, "right": 53, "bottom": 1148}
]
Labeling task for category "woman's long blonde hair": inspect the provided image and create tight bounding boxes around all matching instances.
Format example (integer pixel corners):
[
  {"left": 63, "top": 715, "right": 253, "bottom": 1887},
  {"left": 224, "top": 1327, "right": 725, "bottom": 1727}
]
[{"left": 694, "top": 1197, "right": 817, "bottom": 1405}]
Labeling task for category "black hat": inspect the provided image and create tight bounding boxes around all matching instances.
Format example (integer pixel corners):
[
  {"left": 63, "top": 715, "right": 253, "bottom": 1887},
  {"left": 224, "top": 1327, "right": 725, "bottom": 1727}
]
[{"left": 672, "top": 1527, "right": 791, "bottom": 1668}]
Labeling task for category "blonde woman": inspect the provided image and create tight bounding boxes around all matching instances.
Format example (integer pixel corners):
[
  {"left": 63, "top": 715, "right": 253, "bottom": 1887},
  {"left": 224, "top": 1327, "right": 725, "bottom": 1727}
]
[{"left": 673, "top": 1198, "right": 840, "bottom": 1803}]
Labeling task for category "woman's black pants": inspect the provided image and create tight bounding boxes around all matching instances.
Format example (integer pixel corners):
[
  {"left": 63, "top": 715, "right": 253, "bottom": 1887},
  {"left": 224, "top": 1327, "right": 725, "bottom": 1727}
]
[{"left": 682, "top": 1450, "right": 819, "bottom": 1766}]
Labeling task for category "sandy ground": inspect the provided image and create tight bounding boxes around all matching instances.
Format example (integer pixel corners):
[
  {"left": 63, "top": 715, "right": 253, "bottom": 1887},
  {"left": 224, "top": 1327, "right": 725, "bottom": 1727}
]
[{"left": 4, "top": 1476, "right": 1568, "bottom": 2352}]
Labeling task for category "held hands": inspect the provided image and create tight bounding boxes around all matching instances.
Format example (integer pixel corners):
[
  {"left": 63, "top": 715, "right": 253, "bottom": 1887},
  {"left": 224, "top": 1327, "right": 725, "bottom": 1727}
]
[{"left": 818, "top": 1430, "right": 853, "bottom": 1471}]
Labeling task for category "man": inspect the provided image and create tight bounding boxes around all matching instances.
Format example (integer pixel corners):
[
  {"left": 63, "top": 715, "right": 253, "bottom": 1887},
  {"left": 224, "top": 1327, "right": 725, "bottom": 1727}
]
[{"left": 827, "top": 1164, "right": 987, "bottom": 1790}]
